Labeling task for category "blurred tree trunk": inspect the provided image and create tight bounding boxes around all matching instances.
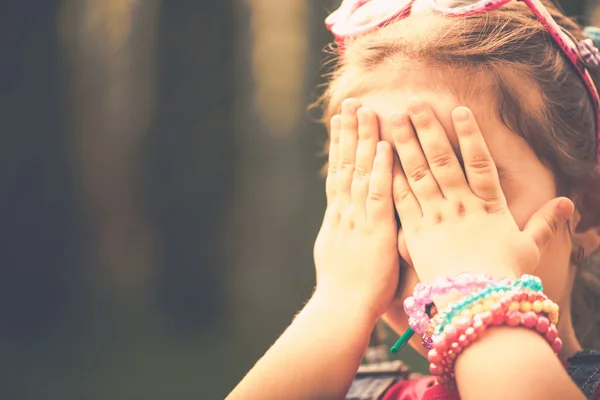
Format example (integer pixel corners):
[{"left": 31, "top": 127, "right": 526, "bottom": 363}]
[
  {"left": 146, "top": 0, "right": 236, "bottom": 332},
  {"left": 60, "top": 0, "right": 161, "bottom": 336},
  {"left": 230, "top": 0, "right": 338, "bottom": 340}
]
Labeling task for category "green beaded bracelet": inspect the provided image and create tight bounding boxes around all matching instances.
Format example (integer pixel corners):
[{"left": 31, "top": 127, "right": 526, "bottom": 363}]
[{"left": 434, "top": 275, "right": 543, "bottom": 335}]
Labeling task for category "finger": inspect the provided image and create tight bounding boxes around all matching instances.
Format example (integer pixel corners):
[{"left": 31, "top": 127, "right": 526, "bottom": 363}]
[
  {"left": 351, "top": 107, "right": 379, "bottom": 212},
  {"left": 524, "top": 197, "right": 574, "bottom": 254},
  {"left": 390, "top": 112, "right": 443, "bottom": 211},
  {"left": 366, "top": 141, "right": 394, "bottom": 224},
  {"left": 338, "top": 98, "right": 361, "bottom": 207},
  {"left": 452, "top": 107, "right": 504, "bottom": 204},
  {"left": 325, "top": 115, "right": 342, "bottom": 205},
  {"left": 392, "top": 155, "right": 422, "bottom": 227},
  {"left": 406, "top": 98, "right": 469, "bottom": 198}
]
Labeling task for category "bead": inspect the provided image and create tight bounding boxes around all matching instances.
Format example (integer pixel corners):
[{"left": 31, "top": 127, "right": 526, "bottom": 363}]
[
  {"left": 519, "top": 293, "right": 528, "bottom": 301},
  {"left": 444, "top": 324, "right": 459, "bottom": 342},
  {"left": 454, "top": 316, "right": 471, "bottom": 331},
  {"left": 522, "top": 311, "right": 538, "bottom": 328},
  {"left": 552, "top": 337, "right": 563, "bottom": 353},
  {"left": 450, "top": 342, "right": 463, "bottom": 354},
  {"left": 473, "top": 319, "right": 485, "bottom": 334},
  {"left": 428, "top": 349, "right": 442, "bottom": 363},
  {"left": 409, "top": 313, "right": 430, "bottom": 334},
  {"left": 549, "top": 311, "right": 559, "bottom": 325},
  {"left": 471, "top": 304, "right": 484, "bottom": 315},
  {"left": 542, "top": 299, "right": 554, "bottom": 313},
  {"left": 508, "top": 301, "right": 520, "bottom": 311},
  {"left": 422, "top": 334, "right": 434, "bottom": 350},
  {"left": 447, "top": 349, "right": 456, "bottom": 361},
  {"left": 433, "top": 335, "right": 448, "bottom": 353},
  {"left": 520, "top": 301, "right": 532, "bottom": 312},
  {"left": 458, "top": 334, "right": 470, "bottom": 348},
  {"left": 465, "top": 326, "right": 477, "bottom": 341},
  {"left": 551, "top": 303, "right": 559, "bottom": 314},
  {"left": 492, "top": 310, "right": 505, "bottom": 325},
  {"left": 527, "top": 293, "right": 538, "bottom": 302},
  {"left": 430, "top": 363, "right": 442, "bottom": 376},
  {"left": 482, "top": 299, "right": 495, "bottom": 311},
  {"left": 413, "top": 282, "right": 433, "bottom": 305},
  {"left": 454, "top": 273, "right": 474, "bottom": 289},
  {"left": 535, "top": 316, "right": 550, "bottom": 333},
  {"left": 505, "top": 310, "right": 522, "bottom": 326},
  {"left": 532, "top": 300, "right": 543, "bottom": 313},
  {"left": 404, "top": 296, "right": 420, "bottom": 317},
  {"left": 479, "top": 310, "right": 493, "bottom": 326},
  {"left": 545, "top": 326, "right": 558, "bottom": 342}
]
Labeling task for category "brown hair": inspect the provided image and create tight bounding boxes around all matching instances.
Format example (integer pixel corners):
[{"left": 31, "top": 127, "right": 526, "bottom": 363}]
[{"left": 318, "top": 0, "right": 600, "bottom": 347}]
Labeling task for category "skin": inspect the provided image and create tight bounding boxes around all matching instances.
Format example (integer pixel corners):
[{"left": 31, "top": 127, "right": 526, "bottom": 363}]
[
  {"left": 227, "top": 86, "right": 600, "bottom": 399},
  {"left": 354, "top": 88, "right": 587, "bottom": 360}
]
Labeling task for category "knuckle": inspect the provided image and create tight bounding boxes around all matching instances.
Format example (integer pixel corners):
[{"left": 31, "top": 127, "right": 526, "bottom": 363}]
[
  {"left": 353, "top": 167, "right": 370, "bottom": 180},
  {"left": 338, "top": 158, "right": 354, "bottom": 170},
  {"left": 368, "top": 190, "right": 385, "bottom": 202},
  {"left": 467, "top": 156, "right": 494, "bottom": 173},
  {"left": 483, "top": 201, "right": 505, "bottom": 214},
  {"left": 394, "top": 188, "right": 413, "bottom": 205},
  {"left": 328, "top": 164, "right": 338, "bottom": 176},
  {"left": 408, "top": 165, "right": 431, "bottom": 182},
  {"left": 429, "top": 152, "right": 453, "bottom": 168}
]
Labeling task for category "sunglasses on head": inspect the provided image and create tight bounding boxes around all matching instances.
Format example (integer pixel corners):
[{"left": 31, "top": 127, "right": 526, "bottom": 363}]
[{"left": 325, "top": 0, "right": 600, "bottom": 162}]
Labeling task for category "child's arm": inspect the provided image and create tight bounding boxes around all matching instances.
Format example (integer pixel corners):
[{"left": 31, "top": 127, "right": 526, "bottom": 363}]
[
  {"left": 227, "top": 99, "right": 401, "bottom": 399},
  {"left": 226, "top": 293, "right": 377, "bottom": 400},
  {"left": 455, "top": 327, "right": 585, "bottom": 400},
  {"left": 388, "top": 100, "right": 586, "bottom": 400}
]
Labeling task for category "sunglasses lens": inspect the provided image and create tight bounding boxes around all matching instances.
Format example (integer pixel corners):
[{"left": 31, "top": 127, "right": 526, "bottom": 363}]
[{"left": 344, "top": 0, "right": 412, "bottom": 31}]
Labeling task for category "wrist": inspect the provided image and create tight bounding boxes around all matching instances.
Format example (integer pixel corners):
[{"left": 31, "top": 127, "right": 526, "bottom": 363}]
[
  {"left": 310, "top": 289, "right": 380, "bottom": 327},
  {"left": 432, "top": 270, "right": 518, "bottom": 310}
]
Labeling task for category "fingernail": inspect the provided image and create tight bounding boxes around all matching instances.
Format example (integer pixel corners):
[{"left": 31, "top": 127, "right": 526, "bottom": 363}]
[
  {"left": 453, "top": 107, "right": 471, "bottom": 122},
  {"left": 407, "top": 98, "right": 425, "bottom": 114},
  {"left": 558, "top": 199, "right": 574, "bottom": 222},
  {"left": 342, "top": 98, "right": 358, "bottom": 114}
]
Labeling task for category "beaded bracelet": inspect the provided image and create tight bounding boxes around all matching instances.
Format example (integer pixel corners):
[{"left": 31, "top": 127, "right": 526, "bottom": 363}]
[
  {"left": 404, "top": 273, "right": 502, "bottom": 334},
  {"left": 428, "top": 291, "right": 561, "bottom": 387},
  {"left": 433, "top": 275, "right": 544, "bottom": 336},
  {"left": 391, "top": 274, "right": 548, "bottom": 355}
]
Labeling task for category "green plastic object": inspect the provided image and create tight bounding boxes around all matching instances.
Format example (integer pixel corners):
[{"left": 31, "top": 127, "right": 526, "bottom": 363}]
[{"left": 390, "top": 305, "right": 432, "bottom": 354}]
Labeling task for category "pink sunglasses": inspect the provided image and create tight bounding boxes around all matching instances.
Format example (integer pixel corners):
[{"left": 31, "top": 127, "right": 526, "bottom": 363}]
[{"left": 325, "top": 0, "right": 600, "bottom": 161}]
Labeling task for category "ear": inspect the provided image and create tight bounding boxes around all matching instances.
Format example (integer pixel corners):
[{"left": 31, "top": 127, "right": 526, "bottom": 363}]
[{"left": 571, "top": 208, "right": 600, "bottom": 259}]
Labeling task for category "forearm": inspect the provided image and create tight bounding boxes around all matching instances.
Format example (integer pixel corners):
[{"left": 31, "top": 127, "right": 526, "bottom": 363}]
[
  {"left": 227, "top": 293, "right": 377, "bottom": 400},
  {"left": 455, "top": 327, "right": 585, "bottom": 400}
]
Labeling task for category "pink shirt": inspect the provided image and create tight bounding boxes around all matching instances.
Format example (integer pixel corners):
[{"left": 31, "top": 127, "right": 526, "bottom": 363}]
[{"left": 381, "top": 377, "right": 459, "bottom": 400}]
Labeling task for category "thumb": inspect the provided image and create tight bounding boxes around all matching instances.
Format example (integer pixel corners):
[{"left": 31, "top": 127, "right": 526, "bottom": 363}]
[{"left": 523, "top": 197, "right": 574, "bottom": 253}]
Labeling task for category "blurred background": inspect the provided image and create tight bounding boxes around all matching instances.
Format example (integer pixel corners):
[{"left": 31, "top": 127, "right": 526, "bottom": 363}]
[{"left": 0, "top": 0, "right": 598, "bottom": 399}]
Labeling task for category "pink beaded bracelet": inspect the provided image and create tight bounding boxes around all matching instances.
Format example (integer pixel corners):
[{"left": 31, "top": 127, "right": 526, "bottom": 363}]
[{"left": 427, "top": 291, "right": 561, "bottom": 387}]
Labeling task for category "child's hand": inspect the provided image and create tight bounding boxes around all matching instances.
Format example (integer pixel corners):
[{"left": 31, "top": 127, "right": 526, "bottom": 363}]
[
  {"left": 313, "top": 99, "right": 400, "bottom": 319},
  {"left": 390, "top": 99, "right": 574, "bottom": 302}
]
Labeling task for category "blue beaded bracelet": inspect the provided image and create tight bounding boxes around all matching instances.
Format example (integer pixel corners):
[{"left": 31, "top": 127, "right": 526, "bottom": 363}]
[{"left": 434, "top": 274, "right": 543, "bottom": 335}]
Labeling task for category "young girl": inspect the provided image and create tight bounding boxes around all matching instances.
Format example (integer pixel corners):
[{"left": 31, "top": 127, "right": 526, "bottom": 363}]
[{"left": 227, "top": 0, "right": 600, "bottom": 399}]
